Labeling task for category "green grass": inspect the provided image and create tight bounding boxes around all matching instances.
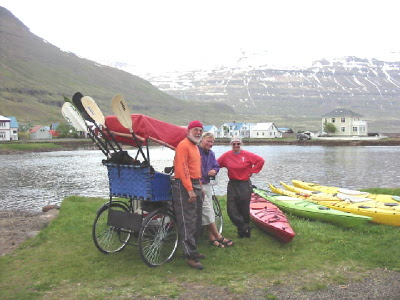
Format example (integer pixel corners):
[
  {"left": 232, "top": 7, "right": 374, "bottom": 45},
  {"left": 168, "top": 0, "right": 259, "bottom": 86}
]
[
  {"left": 362, "top": 187, "right": 400, "bottom": 195},
  {"left": 0, "top": 142, "right": 62, "bottom": 151},
  {"left": 0, "top": 190, "right": 399, "bottom": 298}
]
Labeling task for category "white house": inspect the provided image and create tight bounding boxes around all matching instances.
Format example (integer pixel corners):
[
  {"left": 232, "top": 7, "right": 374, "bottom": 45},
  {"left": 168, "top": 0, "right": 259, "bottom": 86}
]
[
  {"left": 203, "top": 125, "right": 219, "bottom": 137},
  {"left": 29, "top": 125, "right": 52, "bottom": 140},
  {"left": 322, "top": 108, "right": 368, "bottom": 136},
  {"left": 250, "top": 123, "right": 282, "bottom": 138},
  {"left": 0, "top": 116, "right": 19, "bottom": 141},
  {"left": 0, "top": 115, "right": 11, "bottom": 141},
  {"left": 8, "top": 117, "right": 19, "bottom": 140},
  {"left": 220, "top": 122, "right": 254, "bottom": 138}
]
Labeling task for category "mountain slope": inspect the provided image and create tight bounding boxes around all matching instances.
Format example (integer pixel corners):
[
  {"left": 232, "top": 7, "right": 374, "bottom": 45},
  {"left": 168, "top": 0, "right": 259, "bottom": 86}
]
[
  {"left": 0, "top": 7, "right": 233, "bottom": 125},
  {"left": 143, "top": 55, "right": 400, "bottom": 132}
]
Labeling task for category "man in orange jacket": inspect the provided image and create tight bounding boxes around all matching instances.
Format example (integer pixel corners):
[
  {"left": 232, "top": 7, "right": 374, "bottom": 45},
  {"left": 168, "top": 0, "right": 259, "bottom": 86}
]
[{"left": 172, "top": 120, "right": 205, "bottom": 270}]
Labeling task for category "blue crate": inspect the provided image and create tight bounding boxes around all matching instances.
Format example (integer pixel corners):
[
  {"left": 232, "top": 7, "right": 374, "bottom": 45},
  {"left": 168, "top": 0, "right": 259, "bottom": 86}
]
[{"left": 104, "top": 163, "right": 172, "bottom": 201}]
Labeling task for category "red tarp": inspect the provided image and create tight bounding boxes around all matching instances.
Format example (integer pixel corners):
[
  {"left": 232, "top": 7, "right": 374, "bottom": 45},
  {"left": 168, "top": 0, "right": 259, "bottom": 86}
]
[{"left": 105, "top": 114, "right": 187, "bottom": 149}]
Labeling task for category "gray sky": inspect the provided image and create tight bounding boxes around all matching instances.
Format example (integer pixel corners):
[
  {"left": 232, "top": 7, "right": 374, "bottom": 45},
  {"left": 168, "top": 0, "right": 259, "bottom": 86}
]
[{"left": 1, "top": 0, "right": 399, "bottom": 73}]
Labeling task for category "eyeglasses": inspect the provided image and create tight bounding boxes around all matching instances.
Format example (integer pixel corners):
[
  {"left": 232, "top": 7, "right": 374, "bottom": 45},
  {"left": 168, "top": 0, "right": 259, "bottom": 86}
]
[{"left": 232, "top": 143, "right": 241, "bottom": 146}]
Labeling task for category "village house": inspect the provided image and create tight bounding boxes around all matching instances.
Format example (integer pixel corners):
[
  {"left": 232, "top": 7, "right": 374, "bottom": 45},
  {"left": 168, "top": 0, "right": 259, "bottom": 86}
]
[
  {"left": 250, "top": 122, "right": 282, "bottom": 138},
  {"left": 278, "top": 128, "right": 293, "bottom": 133},
  {"left": 219, "top": 122, "right": 254, "bottom": 138},
  {"left": 203, "top": 125, "right": 219, "bottom": 137},
  {"left": 0, "top": 115, "right": 11, "bottom": 141},
  {"left": 322, "top": 108, "right": 368, "bottom": 136},
  {"left": 29, "top": 125, "right": 52, "bottom": 140},
  {"left": 8, "top": 117, "right": 19, "bottom": 140},
  {"left": 0, "top": 115, "right": 19, "bottom": 141}
]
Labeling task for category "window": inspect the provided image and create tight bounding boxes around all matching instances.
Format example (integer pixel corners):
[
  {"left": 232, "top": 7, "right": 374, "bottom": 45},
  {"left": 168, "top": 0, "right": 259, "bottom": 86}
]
[
  {"left": 332, "top": 118, "right": 335, "bottom": 123},
  {"left": 341, "top": 118, "right": 345, "bottom": 123},
  {"left": 0, "top": 132, "right": 5, "bottom": 138},
  {"left": 0, "top": 122, "right": 6, "bottom": 127},
  {"left": 353, "top": 127, "right": 358, "bottom": 132},
  {"left": 341, "top": 127, "right": 345, "bottom": 132}
]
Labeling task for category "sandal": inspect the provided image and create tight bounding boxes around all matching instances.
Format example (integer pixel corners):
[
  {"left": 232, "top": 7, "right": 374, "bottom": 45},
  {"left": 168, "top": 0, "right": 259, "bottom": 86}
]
[
  {"left": 209, "top": 239, "right": 225, "bottom": 248},
  {"left": 220, "top": 237, "right": 234, "bottom": 247}
]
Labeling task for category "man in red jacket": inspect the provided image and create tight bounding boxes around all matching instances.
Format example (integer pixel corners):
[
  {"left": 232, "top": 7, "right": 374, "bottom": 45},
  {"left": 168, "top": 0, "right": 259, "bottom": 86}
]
[
  {"left": 218, "top": 136, "right": 265, "bottom": 238},
  {"left": 172, "top": 120, "right": 205, "bottom": 270}
]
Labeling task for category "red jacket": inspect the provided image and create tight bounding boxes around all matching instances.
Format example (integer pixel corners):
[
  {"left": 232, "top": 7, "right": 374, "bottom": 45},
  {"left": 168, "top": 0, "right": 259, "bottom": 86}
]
[{"left": 218, "top": 150, "right": 264, "bottom": 181}]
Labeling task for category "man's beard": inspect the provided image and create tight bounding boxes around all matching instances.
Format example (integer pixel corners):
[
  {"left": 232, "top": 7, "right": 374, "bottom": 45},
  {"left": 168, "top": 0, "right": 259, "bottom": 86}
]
[{"left": 188, "top": 133, "right": 200, "bottom": 144}]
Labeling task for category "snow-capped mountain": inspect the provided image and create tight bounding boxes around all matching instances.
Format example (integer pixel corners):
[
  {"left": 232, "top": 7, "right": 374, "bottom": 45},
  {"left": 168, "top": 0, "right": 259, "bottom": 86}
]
[{"left": 104, "top": 52, "right": 400, "bottom": 132}]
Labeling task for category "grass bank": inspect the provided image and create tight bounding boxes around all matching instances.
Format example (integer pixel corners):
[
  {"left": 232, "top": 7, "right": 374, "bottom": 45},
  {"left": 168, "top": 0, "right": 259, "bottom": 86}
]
[
  {"left": 0, "top": 189, "right": 399, "bottom": 299},
  {"left": 0, "top": 142, "right": 63, "bottom": 151},
  {"left": 0, "top": 139, "right": 95, "bottom": 153}
]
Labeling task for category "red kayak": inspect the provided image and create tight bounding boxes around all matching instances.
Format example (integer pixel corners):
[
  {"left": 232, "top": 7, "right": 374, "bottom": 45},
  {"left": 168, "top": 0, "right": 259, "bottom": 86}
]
[{"left": 250, "top": 193, "right": 295, "bottom": 243}]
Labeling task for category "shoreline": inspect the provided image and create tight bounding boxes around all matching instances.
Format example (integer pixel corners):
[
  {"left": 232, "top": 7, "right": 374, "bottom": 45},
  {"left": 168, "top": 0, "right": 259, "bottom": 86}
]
[{"left": 1, "top": 137, "right": 400, "bottom": 155}]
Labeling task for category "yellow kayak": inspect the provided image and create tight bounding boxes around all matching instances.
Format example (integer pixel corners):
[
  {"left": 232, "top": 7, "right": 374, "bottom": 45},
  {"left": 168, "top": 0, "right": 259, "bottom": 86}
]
[
  {"left": 270, "top": 183, "right": 400, "bottom": 226},
  {"left": 292, "top": 180, "right": 400, "bottom": 204}
]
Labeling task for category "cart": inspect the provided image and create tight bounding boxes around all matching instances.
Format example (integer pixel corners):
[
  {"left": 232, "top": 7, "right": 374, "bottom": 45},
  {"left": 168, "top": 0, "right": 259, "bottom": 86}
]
[
  {"left": 62, "top": 93, "right": 223, "bottom": 267},
  {"left": 93, "top": 116, "right": 226, "bottom": 266},
  {"left": 92, "top": 161, "right": 179, "bottom": 267}
]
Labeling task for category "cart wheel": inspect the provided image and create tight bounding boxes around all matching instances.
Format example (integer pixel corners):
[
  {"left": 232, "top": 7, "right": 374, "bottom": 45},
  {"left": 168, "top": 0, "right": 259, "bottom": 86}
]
[
  {"left": 92, "top": 202, "right": 132, "bottom": 254},
  {"left": 139, "top": 208, "right": 178, "bottom": 267},
  {"left": 212, "top": 195, "right": 223, "bottom": 234}
]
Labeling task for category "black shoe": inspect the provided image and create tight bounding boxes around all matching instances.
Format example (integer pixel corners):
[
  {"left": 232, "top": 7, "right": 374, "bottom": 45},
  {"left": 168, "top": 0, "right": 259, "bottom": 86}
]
[
  {"left": 244, "top": 227, "right": 251, "bottom": 238},
  {"left": 238, "top": 226, "right": 251, "bottom": 238}
]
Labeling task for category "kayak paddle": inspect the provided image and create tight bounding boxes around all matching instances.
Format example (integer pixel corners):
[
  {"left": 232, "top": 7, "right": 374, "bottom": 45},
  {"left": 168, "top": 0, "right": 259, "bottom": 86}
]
[
  {"left": 61, "top": 101, "right": 109, "bottom": 157},
  {"left": 80, "top": 95, "right": 123, "bottom": 152},
  {"left": 111, "top": 93, "right": 149, "bottom": 164}
]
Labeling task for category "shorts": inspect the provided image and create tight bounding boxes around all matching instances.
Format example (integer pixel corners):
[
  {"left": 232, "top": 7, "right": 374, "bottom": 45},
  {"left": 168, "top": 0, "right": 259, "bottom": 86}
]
[{"left": 201, "top": 183, "right": 215, "bottom": 225}]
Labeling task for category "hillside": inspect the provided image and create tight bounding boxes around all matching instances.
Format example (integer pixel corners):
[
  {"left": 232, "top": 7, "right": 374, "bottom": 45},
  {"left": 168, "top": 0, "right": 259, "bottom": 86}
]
[{"left": 0, "top": 7, "right": 233, "bottom": 126}]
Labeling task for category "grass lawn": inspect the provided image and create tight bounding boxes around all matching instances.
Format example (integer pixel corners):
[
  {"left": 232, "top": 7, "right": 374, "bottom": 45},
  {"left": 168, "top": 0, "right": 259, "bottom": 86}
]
[{"left": 0, "top": 190, "right": 399, "bottom": 299}]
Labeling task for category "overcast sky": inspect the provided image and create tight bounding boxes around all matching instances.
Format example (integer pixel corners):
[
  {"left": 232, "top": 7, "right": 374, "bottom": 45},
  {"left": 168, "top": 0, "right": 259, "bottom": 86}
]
[{"left": 1, "top": 0, "right": 400, "bottom": 73}]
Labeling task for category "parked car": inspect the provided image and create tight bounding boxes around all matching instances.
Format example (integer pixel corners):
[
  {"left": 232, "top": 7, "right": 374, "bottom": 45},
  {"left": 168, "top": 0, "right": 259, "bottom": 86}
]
[{"left": 297, "top": 133, "right": 311, "bottom": 140}]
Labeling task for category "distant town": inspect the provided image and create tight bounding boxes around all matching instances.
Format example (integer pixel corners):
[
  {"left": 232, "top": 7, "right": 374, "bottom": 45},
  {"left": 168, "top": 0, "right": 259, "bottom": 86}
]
[{"left": 0, "top": 108, "right": 373, "bottom": 142}]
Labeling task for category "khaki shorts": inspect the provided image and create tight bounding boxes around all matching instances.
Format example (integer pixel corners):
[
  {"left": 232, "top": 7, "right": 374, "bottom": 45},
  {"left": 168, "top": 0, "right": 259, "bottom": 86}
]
[{"left": 201, "top": 183, "right": 215, "bottom": 225}]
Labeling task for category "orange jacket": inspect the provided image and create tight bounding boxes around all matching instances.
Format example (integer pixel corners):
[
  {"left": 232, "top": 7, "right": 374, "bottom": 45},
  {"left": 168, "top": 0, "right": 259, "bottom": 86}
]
[{"left": 173, "top": 138, "right": 201, "bottom": 191}]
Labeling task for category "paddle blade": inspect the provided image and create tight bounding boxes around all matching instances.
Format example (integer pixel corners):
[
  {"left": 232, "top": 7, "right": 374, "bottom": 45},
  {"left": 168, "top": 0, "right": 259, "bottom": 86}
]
[
  {"left": 81, "top": 96, "right": 106, "bottom": 126},
  {"left": 61, "top": 102, "right": 87, "bottom": 132},
  {"left": 72, "top": 92, "right": 94, "bottom": 122},
  {"left": 111, "top": 94, "right": 133, "bottom": 130}
]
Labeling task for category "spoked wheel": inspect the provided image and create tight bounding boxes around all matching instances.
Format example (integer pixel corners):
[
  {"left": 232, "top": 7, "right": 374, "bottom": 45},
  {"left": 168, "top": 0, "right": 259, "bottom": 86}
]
[
  {"left": 92, "top": 202, "right": 132, "bottom": 254},
  {"left": 139, "top": 208, "right": 178, "bottom": 267},
  {"left": 212, "top": 195, "right": 223, "bottom": 234}
]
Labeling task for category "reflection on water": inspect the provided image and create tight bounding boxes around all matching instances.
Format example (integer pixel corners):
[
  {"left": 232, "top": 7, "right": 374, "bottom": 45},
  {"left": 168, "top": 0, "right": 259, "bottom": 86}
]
[{"left": 1, "top": 145, "right": 400, "bottom": 212}]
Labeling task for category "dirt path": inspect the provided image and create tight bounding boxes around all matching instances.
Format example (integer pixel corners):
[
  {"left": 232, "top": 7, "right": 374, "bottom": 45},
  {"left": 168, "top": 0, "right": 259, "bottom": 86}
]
[{"left": 0, "top": 209, "right": 59, "bottom": 256}]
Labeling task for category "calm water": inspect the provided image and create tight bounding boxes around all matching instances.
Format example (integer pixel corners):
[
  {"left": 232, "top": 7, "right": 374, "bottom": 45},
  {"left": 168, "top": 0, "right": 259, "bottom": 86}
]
[{"left": 1, "top": 145, "right": 400, "bottom": 212}]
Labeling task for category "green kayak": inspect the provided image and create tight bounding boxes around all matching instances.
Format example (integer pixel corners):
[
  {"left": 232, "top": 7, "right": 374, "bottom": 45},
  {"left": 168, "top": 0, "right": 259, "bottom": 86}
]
[{"left": 254, "top": 187, "right": 372, "bottom": 228}]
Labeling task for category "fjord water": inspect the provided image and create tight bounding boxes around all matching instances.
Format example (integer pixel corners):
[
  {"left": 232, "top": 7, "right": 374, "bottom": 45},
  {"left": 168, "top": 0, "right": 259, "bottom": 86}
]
[{"left": 1, "top": 145, "right": 400, "bottom": 212}]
